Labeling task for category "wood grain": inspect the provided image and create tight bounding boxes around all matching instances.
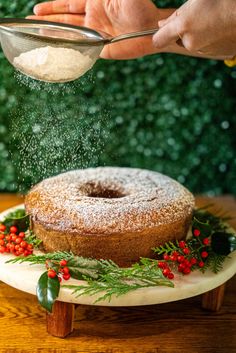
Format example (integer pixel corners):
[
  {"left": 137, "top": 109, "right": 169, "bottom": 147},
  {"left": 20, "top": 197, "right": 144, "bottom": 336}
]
[
  {"left": 47, "top": 301, "right": 75, "bottom": 337},
  {"left": 202, "top": 283, "right": 226, "bottom": 311},
  {"left": 0, "top": 194, "right": 235, "bottom": 352}
]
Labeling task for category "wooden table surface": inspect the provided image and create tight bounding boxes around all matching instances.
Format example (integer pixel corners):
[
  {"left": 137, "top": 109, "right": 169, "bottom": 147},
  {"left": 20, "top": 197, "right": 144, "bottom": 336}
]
[{"left": 0, "top": 194, "right": 235, "bottom": 353}]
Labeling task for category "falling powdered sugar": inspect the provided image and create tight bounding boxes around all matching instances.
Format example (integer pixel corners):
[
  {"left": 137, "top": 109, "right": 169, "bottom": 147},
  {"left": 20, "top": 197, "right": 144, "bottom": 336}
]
[{"left": 13, "top": 46, "right": 94, "bottom": 83}]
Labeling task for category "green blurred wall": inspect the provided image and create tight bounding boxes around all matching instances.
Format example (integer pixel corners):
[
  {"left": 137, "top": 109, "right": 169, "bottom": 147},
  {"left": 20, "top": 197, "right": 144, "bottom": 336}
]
[{"left": 0, "top": 0, "right": 235, "bottom": 194}]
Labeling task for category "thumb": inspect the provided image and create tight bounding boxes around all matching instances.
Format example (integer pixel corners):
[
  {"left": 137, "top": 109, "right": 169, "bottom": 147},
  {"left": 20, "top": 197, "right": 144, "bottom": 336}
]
[{"left": 153, "top": 19, "right": 180, "bottom": 49}]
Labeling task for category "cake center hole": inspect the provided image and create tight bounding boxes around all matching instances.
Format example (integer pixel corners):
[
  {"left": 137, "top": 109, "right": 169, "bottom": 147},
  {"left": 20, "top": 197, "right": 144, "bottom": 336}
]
[
  {"left": 88, "top": 188, "right": 125, "bottom": 199},
  {"left": 80, "top": 181, "right": 127, "bottom": 199}
]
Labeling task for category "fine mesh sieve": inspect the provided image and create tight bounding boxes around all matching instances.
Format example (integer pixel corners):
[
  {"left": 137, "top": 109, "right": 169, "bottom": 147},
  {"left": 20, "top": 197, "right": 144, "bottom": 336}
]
[{"left": 0, "top": 18, "right": 158, "bottom": 83}]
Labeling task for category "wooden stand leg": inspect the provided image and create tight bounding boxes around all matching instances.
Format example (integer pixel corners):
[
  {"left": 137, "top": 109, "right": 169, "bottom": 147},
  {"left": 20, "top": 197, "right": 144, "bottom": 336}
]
[
  {"left": 46, "top": 301, "right": 75, "bottom": 338},
  {"left": 202, "top": 283, "right": 226, "bottom": 311}
]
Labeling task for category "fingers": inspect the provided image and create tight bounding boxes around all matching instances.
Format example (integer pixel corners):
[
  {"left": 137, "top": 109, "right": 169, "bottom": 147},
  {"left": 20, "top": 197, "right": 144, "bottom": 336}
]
[
  {"left": 34, "top": 0, "right": 86, "bottom": 16},
  {"left": 26, "top": 14, "right": 84, "bottom": 26},
  {"left": 153, "top": 18, "right": 180, "bottom": 48}
]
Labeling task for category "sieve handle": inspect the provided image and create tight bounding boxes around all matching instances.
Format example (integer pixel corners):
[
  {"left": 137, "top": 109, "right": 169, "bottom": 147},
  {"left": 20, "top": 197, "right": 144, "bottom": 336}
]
[{"left": 109, "top": 29, "right": 159, "bottom": 44}]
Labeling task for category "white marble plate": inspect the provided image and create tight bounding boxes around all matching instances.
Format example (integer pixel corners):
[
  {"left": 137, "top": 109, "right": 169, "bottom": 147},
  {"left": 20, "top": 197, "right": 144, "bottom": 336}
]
[{"left": 0, "top": 204, "right": 235, "bottom": 307}]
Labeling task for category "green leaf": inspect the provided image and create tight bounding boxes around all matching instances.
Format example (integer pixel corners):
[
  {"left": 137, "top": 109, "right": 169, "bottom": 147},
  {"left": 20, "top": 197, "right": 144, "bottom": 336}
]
[
  {"left": 67, "top": 256, "right": 102, "bottom": 280},
  {"left": 36, "top": 271, "right": 60, "bottom": 312},
  {"left": 192, "top": 217, "right": 212, "bottom": 237},
  {"left": 3, "top": 209, "right": 30, "bottom": 232}
]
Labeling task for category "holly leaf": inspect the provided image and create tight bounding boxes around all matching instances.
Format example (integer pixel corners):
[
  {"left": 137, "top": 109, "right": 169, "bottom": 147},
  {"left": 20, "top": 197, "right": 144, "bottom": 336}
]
[
  {"left": 36, "top": 271, "right": 60, "bottom": 312},
  {"left": 3, "top": 209, "right": 29, "bottom": 232},
  {"left": 211, "top": 232, "right": 236, "bottom": 255},
  {"left": 192, "top": 217, "right": 212, "bottom": 237},
  {"left": 67, "top": 256, "right": 101, "bottom": 280}
]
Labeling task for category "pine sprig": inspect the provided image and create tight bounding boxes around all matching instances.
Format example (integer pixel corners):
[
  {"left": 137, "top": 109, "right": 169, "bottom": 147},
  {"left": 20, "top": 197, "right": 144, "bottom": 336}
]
[
  {"left": 153, "top": 241, "right": 180, "bottom": 256},
  {"left": 6, "top": 251, "right": 74, "bottom": 264},
  {"left": 200, "top": 251, "right": 227, "bottom": 273},
  {"left": 64, "top": 258, "right": 173, "bottom": 303}
]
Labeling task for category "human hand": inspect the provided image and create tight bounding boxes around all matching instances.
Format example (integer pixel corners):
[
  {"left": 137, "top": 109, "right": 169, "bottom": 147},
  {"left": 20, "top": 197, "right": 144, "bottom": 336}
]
[
  {"left": 153, "top": 0, "right": 236, "bottom": 60},
  {"left": 27, "top": 0, "right": 173, "bottom": 59}
]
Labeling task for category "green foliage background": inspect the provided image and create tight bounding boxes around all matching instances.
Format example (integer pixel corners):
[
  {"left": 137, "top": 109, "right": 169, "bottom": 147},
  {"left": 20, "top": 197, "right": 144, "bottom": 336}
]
[{"left": 0, "top": 0, "right": 235, "bottom": 195}]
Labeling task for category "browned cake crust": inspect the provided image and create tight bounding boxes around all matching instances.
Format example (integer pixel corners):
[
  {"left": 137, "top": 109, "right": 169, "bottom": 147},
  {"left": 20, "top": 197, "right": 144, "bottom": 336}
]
[{"left": 25, "top": 167, "right": 195, "bottom": 267}]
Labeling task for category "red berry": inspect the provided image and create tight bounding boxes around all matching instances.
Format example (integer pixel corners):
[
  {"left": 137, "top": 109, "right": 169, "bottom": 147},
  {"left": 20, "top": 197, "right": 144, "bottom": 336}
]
[
  {"left": 18, "top": 232, "right": 25, "bottom": 238},
  {"left": 163, "top": 254, "right": 169, "bottom": 261},
  {"left": 178, "top": 264, "right": 185, "bottom": 272},
  {"left": 18, "top": 247, "right": 24, "bottom": 254},
  {"left": 0, "top": 224, "right": 6, "bottom": 232},
  {"left": 59, "top": 259, "right": 68, "bottom": 267},
  {"left": 14, "top": 245, "right": 20, "bottom": 251},
  {"left": 158, "top": 261, "right": 166, "bottom": 269},
  {"left": 0, "top": 239, "right": 5, "bottom": 246},
  {"left": 15, "top": 251, "right": 20, "bottom": 256},
  {"left": 24, "top": 250, "right": 29, "bottom": 257},
  {"left": 62, "top": 267, "right": 70, "bottom": 275},
  {"left": 10, "top": 226, "right": 18, "bottom": 234},
  {"left": 190, "top": 257, "right": 197, "bottom": 265},
  {"left": 177, "top": 255, "right": 185, "bottom": 263},
  {"left": 168, "top": 272, "right": 175, "bottom": 280},
  {"left": 0, "top": 233, "right": 5, "bottom": 239},
  {"left": 183, "top": 248, "right": 190, "bottom": 255},
  {"left": 172, "top": 251, "right": 179, "bottom": 257},
  {"left": 5, "top": 235, "right": 11, "bottom": 241},
  {"left": 27, "top": 244, "right": 33, "bottom": 250},
  {"left": 179, "top": 240, "right": 186, "bottom": 248},
  {"left": 203, "top": 238, "right": 210, "bottom": 246},
  {"left": 170, "top": 255, "right": 177, "bottom": 262},
  {"left": 0, "top": 246, "right": 6, "bottom": 253},
  {"left": 163, "top": 268, "right": 171, "bottom": 277},
  {"left": 10, "top": 244, "right": 15, "bottom": 252},
  {"left": 62, "top": 274, "right": 71, "bottom": 281},
  {"left": 198, "top": 261, "right": 205, "bottom": 268},
  {"left": 184, "top": 259, "right": 191, "bottom": 267},
  {"left": 15, "top": 237, "right": 22, "bottom": 244},
  {"left": 193, "top": 229, "right": 201, "bottom": 237},
  {"left": 183, "top": 267, "right": 191, "bottom": 275},
  {"left": 201, "top": 251, "right": 208, "bottom": 259},
  {"left": 6, "top": 243, "right": 11, "bottom": 249},
  {"left": 20, "top": 241, "right": 27, "bottom": 248},
  {"left": 11, "top": 234, "right": 17, "bottom": 242},
  {"left": 48, "top": 270, "right": 57, "bottom": 278}
]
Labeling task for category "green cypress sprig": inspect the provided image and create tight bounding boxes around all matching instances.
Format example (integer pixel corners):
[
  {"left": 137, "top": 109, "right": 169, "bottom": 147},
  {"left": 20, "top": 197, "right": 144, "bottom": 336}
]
[
  {"left": 6, "top": 251, "right": 74, "bottom": 264},
  {"left": 64, "top": 258, "right": 173, "bottom": 303}
]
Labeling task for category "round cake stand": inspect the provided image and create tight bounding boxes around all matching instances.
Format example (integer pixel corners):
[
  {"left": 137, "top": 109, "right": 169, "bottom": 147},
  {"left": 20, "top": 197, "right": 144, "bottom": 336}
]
[{"left": 0, "top": 205, "right": 235, "bottom": 338}]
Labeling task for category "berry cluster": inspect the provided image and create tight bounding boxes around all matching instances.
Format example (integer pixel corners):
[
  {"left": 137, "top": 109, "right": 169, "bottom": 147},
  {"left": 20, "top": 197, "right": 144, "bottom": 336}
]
[
  {"left": 157, "top": 229, "right": 211, "bottom": 279},
  {"left": 46, "top": 259, "right": 71, "bottom": 282},
  {"left": 0, "top": 224, "right": 33, "bottom": 256}
]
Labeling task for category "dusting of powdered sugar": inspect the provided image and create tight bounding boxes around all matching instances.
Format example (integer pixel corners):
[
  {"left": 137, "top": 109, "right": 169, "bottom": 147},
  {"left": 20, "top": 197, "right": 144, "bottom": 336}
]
[
  {"left": 13, "top": 46, "right": 94, "bottom": 82},
  {"left": 25, "top": 167, "right": 195, "bottom": 234}
]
